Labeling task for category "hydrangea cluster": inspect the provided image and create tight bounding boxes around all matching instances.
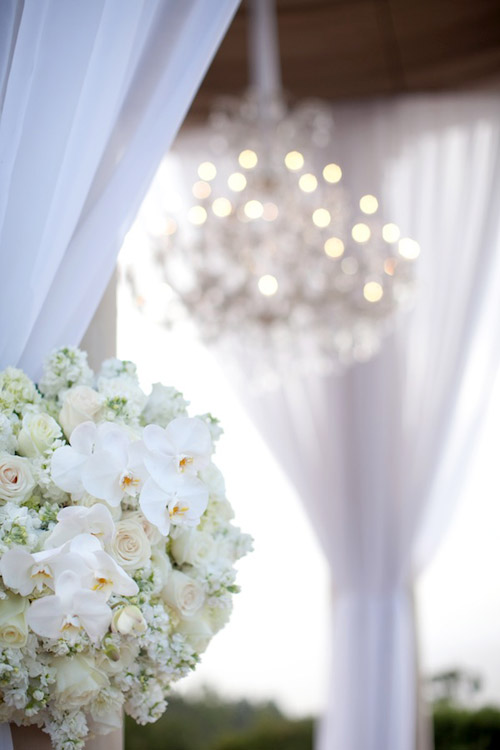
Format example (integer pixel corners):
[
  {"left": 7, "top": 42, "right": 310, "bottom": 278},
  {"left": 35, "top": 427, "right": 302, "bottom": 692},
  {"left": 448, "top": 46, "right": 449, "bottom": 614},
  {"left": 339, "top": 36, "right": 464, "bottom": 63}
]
[{"left": 0, "top": 347, "right": 251, "bottom": 749}]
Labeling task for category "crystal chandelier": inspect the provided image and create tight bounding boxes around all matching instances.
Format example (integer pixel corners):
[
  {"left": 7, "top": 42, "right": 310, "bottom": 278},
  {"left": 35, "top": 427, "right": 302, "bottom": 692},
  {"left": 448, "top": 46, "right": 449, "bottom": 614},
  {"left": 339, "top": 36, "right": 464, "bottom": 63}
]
[{"left": 123, "top": 0, "right": 420, "bottom": 382}]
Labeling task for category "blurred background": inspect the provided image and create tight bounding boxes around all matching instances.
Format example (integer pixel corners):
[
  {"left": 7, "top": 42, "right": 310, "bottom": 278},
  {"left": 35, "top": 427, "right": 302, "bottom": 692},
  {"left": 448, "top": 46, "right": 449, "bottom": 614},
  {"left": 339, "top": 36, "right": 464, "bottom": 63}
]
[{"left": 116, "top": 1, "right": 500, "bottom": 748}]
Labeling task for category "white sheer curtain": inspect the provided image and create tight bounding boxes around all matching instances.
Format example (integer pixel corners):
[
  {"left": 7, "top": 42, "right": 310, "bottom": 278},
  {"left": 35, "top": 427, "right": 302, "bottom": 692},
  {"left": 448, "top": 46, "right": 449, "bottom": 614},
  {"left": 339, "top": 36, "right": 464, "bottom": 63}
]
[
  {"left": 0, "top": 0, "right": 239, "bottom": 379},
  {"left": 230, "top": 91, "right": 500, "bottom": 750}
]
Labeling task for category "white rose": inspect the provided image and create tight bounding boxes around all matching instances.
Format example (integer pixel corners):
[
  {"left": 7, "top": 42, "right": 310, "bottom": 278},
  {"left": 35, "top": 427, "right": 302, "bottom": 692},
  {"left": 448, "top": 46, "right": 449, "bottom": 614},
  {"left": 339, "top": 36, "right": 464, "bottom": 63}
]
[
  {"left": 171, "top": 529, "right": 216, "bottom": 568},
  {"left": 0, "top": 453, "right": 35, "bottom": 503},
  {"left": 151, "top": 545, "right": 172, "bottom": 586},
  {"left": 110, "top": 519, "right": 151, "bottom": 571},
  {"left": 53, "top": 654, "right": 109, "bottom": 710},
  {"left": 0, "top": 593, "right": 28, "bottom": 647},
  {"left": 59, "top": 385, "right": 103, "bottom": 438},
  {"left": 124, "top": 510, "right": 163, "bottom": 546},
  {"left": 161, "top": 570, "right": 204, "bottom": 618},
  {"left": 89, "top": 689, "right": 124, "bottom": 735},
  {"left": 178, "top": 612, "right": 213, "bottom": 653},
  {"left": 111, "top": 605, "right": 147, "bottom": 635},
  {"left": 96, "top": 640, "right": 139, "bottom": 676},
  {"left": 17, "top": 412, "right": 62, "bottom": 457}
]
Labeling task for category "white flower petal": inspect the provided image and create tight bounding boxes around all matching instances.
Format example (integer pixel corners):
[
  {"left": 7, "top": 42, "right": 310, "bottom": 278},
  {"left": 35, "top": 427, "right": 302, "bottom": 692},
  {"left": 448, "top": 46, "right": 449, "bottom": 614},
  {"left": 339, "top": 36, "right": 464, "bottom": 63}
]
[
  {"left": 70, "top": 421, "right": 98, "bottom": 455},
  {"left": 0, "top": 548, "right": 40, "bottom": 596},
  {"left": 143, "top": 423, "right": 177, "bottom": 455},
  {"left": 27, "top": 595, "right": 66, "bottom": 639},
  {"left": 51, "top": 445, "right": 87, "bottom": 494},
  {"left": 91, "top": 550, "right": 138, "bottom": 597},
  {"left": 81, "top": 452, "right": 123, "bottom": 506},
  {"left": 95, "top": 423, "right": 130, "bottom": 464},
  {"left": 73, "top": 590, "right": 112, "bottom": 642},
  {"left": 143, "top": 452, "right": 176, "bottom": 489},
  {"left": 166, "top": 417, "right": 212, "bottom": 458},
  {"left": 139, "top": 478, "right": 171, "bottom": 536},
  {"left": 46, "top": 504, "right": 115, "bottom": 548}
]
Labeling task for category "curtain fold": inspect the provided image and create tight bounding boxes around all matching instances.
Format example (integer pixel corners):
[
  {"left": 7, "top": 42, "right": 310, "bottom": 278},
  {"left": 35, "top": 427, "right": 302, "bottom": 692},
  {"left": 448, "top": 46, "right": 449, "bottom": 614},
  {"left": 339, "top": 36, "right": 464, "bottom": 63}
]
[
  {"left": 0, "top": 0, "right": 240, "bottom": 378},
  {"left": 229, "top": 91, "right": 500, "bottom": 750}
]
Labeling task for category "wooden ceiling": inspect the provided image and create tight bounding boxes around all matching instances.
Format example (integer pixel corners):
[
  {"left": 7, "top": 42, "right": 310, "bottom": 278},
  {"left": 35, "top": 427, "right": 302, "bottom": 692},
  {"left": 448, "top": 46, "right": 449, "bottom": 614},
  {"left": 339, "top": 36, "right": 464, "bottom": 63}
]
[{"left": 187, "top": 0, "right": 500, "bottom": 121}]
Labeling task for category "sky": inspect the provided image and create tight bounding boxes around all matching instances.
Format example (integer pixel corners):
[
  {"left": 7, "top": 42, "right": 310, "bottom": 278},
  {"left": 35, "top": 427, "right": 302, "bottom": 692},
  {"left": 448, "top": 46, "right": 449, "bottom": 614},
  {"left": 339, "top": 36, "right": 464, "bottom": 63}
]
[{"left": 117, "top": 283, "right": 500, "bottom": 718}]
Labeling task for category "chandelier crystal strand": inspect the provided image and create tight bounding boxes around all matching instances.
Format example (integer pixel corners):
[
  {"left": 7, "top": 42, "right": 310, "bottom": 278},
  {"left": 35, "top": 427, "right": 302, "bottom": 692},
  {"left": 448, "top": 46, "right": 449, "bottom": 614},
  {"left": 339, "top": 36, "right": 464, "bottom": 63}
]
[{"left": 122, "top": 0, "right": 420, "bottom": 385}]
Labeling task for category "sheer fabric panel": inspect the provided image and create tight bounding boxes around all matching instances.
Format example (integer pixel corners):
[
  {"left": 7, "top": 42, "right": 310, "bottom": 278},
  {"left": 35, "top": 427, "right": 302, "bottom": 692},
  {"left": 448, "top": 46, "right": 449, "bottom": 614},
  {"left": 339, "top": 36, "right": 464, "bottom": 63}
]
[
  {"left": 231, "top": 92, "right": 500, "bottom": 750},
  {"left": 0, "top": 0, "right": 239, "bottom": 378}
]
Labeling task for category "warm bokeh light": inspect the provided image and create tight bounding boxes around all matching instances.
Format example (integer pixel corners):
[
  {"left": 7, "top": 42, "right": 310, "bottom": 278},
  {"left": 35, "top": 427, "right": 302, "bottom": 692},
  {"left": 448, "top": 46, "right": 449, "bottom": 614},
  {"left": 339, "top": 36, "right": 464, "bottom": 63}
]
[
  {"left": 244, "top": 199, "right": 264, "bottom": 219},
  {"left": 165, "top": 218, "right": 177, "bottom": 236},
  {"left": 359, "top": 194, "right": 378, "bottom": 214},
  {"left": 341, "top": 257, "right": 358, "bottom": 275},
  {"left": 212, "top": 197, "right": 232, "bottom": 217},
  {"left": 258, "top": 274, "right": 278, "bottom": 296},
  {"left": 284, "top": 150, "right": 304, "bottom": 171},
  {"left": 382, "top": 223, "right": 401, "bottom": 243},
  {"left": 363, "top": 280, "right": 384, "bottom": 302},
  {"left": 324, "top": 237, "right": 345, "bottom": 258},
  {"left": 238, "top": 149, "right": 258, "bottom": 169},
  {"left": 351, "top": 223, "right": 371, "bottom": 243},
  {"left": 192, "top": 180, "right": 211, "bottom": 199},
  {"left": 227, "top": 172, "right": 247, "bottom": 192},
  {"left": 384, "top": 258, "right": 397, "bottom": 276},
  {"left": 197, "top": 161, "right": 217, "bottom": 181},
  {"left": 262, "top": 202, "right": 279, "bottom": 221},
  {"left": 299, "top": 173, "right": 318, "bottom": 192},
  {"left": 187, "top": 206, "right": 207, "bottom": 225},
  {"left": 322, "top": 163, "right": 342, "bottom": 183},
  {"left": 398, "top": 237, "right": 421, "bottom": 259},
  {"left": 312, "top": 208, "right": 331, "bottom": 228}
]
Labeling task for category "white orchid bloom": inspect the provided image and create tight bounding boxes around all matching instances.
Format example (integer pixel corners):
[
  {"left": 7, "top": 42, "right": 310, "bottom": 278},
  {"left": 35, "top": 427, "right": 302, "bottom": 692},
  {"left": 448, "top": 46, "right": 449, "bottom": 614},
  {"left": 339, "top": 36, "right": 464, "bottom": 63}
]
[
  {"left": 52, "top": 422, "right": 147, "bottom": 507},
  {"left": 51, "top": 421, "right": 98, "bottom": 495},
  {"left": 27, "top": 569, "right": 112, "bottom": 643},
  {"left": 0, "top": 541, "right": 99, "bottom": 596},
  {"left": 139, "top": 470, "right": 209, "bottom": 537},
  {"left": 62, "top": 534, "right": 138, "bottom": 599},
  {"left": 0, "top": 547, "right": 59, "bottom": 595},
  {"left": 45, "top": 503, "right": 115, "bottom": 548},
  {"left": 82, "top": 433, "right": 147, "bottom": 507},
  {"left": 142, "top": 417, "right": 212, "bottom": 487}
]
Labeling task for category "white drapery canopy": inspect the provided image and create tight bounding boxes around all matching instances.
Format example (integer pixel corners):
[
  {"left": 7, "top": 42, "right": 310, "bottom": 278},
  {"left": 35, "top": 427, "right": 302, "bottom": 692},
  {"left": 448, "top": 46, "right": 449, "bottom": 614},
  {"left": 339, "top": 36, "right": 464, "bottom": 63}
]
[
  {"left": 228, "top": 91, "right": 500, "bottom": 750},
  {"left": 0, "top": 0, "right": 239, "bottom": 379},
  {"left": 0, "top": 2, "right": 238, "bottom": 748}
]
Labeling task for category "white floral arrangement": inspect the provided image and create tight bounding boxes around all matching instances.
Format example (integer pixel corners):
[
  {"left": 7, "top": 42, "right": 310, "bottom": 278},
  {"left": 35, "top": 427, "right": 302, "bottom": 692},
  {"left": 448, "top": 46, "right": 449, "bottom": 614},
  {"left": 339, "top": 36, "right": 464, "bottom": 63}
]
[{"left": 0, "top": 347, "right": 251, "bottom": 749}]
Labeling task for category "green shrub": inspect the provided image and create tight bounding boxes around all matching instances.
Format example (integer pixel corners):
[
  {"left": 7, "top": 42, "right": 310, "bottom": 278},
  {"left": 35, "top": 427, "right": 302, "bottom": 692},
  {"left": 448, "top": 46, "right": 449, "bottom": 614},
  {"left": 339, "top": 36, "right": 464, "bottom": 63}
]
[
  {"left": 211, "top": 719, "right": 313, "bottom": 750},
  {"left": 434, "top": 705, "right": 500, "bottom": 750}
]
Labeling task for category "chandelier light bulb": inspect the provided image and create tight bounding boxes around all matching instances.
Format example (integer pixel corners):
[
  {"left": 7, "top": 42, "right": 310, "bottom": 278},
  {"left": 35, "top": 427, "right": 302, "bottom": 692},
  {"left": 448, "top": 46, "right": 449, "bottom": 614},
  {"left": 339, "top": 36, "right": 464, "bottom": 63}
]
[
  {"left": 197, "top": 161, "right": 217, "bottom": 181},
  {"left": 228, "top": 172, "right": 247, "bottom": 191},
  {"left": 398, "top": 237, "right": 421, "bottom": 259},
  {"left": 312, "top": 208, "right": 331, "bottom": 228},
  {"left": 212, "top": 197, "right": 232, "bottom": 217},
  {"left": 363, "top": 281, "right": 384, "bottom": 302},
  {"left": 284, "top": 151, "right": 305, "bottom": 171},
  {"left": 187, "top": 205, "right": 207, "bottom": 225},
  {"left": 258, "top": 274, "right": 279, "bottom": 296},
  {"left": 351, "top": 223, "right": 371, "bottom": 243},
  {"left": 244, "top": 199, "right": 264, "bottom": 219},
  {"left": 238, "top": 149, "right": 258, "bottom": 169},
  {"left": 192, "top": 180, "right": 211, "bottom": 199},
  {"left": 324, "top": 237, "right": 345, "bottom": 258},
  {"left": 383, "top": 223, "right": 401, "bottom": 243},
  {"left": 299, "top": 173, "right": 318, "bottom": 193},
  {"left": 322, "top": 163, "right": 342, "bottom": 183},
  {"left": 359, "top": 194, "right": 379, "bottom": 214}
]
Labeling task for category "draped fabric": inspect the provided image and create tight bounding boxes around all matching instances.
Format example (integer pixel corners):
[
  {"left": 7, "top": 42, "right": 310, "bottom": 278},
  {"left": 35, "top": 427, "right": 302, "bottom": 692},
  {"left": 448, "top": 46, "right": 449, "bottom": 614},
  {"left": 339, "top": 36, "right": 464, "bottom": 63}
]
[
  {"left": 229, "top": 92, "right": 500, "bottom": 750},
  {"left": 0, "top": 0, "right": 239, "bottom": 379}
]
